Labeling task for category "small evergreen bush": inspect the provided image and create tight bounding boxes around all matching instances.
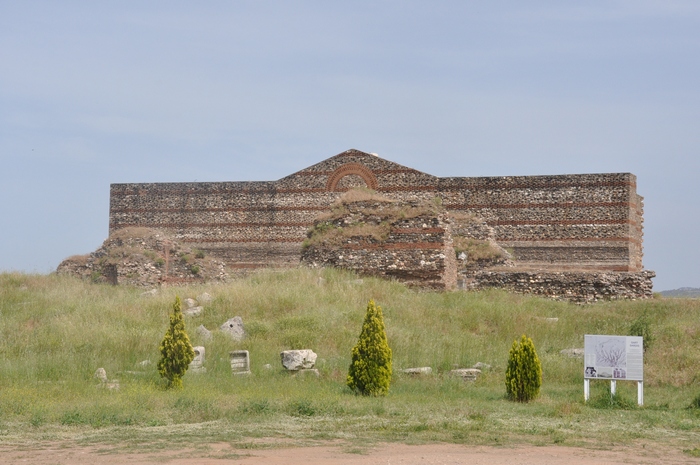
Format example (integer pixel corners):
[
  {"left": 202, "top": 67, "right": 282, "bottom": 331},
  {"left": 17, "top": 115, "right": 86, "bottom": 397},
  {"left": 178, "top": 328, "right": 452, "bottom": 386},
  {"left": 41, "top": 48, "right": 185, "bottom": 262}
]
[
  {"left": 505, "top": 334, "right": 542, "bottom": 402},
  {"left": 347, "top": 300, "right": 392, "bottom": 396},
  {"left": 157, "top": 296, "right": 195, "bottom": 389}
]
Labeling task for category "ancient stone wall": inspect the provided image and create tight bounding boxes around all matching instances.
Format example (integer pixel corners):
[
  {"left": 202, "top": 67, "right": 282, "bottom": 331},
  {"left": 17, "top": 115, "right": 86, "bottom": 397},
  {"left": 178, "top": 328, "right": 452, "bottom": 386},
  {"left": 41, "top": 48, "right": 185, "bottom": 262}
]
[
  {"left": 301, "top": 200, "right": 456, "bottom": 290},
  {"left": 110, "top": 149, "right": 646, "bottom": 276},
  {"left": 464, "top": 270, "right": 656, "bottom": 303}
]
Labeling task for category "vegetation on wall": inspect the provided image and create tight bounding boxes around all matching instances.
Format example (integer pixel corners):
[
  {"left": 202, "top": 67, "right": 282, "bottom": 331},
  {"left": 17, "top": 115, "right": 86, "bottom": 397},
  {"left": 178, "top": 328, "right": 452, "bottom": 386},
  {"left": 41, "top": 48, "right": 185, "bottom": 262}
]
[
  {"left": 453, "top": 237, "right": 506, "bottom": 265},
  {"left": 303, "top": 189, "right": 445, "bottom": 249}
]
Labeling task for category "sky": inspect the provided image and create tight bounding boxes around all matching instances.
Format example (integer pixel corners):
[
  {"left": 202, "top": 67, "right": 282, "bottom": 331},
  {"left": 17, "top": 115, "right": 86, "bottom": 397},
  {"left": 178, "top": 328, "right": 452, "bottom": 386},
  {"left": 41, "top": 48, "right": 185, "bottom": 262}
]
[{"left": 1, "top": 1, "right": 698, "bottom": 291}]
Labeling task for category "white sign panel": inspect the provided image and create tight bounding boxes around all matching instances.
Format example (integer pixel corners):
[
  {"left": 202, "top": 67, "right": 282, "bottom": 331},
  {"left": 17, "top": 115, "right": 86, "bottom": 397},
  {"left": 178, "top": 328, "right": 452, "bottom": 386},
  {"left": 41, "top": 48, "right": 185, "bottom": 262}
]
[{"left": 584, "top": 335, "right": 643, "bottom": 381}]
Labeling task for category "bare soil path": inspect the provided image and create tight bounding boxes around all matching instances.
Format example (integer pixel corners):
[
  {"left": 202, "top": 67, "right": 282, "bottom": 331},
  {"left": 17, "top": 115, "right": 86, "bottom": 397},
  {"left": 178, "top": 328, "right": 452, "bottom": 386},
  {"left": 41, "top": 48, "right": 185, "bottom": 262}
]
[{"left": 1, "top": 442, "right": 697, "bottom": 465}]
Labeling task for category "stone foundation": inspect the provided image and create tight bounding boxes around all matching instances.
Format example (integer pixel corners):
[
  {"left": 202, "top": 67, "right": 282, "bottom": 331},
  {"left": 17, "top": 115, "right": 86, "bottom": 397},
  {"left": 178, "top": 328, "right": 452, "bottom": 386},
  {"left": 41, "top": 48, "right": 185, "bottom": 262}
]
[{"left": 463, "top": 270, "right": 656, "bottom": 303}]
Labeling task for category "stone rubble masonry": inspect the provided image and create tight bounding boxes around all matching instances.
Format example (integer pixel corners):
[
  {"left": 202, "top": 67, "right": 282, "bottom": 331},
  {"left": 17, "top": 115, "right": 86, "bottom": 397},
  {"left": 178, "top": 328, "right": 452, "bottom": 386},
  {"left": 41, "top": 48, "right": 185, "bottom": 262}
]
[
  {"left": 301, "top": 201, "right": 457, "bottom": 290},
  {"left": 465, "top": 270, "right": 656, "bottom": 303},
  {"left": 56, "top": 227, "right": 229, "bottom": 286},
  {"left": 110, "top": 149, "right": 645, "bottom": 274}
]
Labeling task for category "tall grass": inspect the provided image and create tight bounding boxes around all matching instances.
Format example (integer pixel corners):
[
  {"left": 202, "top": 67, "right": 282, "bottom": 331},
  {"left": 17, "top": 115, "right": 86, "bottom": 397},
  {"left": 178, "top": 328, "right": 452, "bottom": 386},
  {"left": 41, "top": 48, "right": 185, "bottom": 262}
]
[{"left": 0, "top": 269, "right": 699, "bottom": 450}]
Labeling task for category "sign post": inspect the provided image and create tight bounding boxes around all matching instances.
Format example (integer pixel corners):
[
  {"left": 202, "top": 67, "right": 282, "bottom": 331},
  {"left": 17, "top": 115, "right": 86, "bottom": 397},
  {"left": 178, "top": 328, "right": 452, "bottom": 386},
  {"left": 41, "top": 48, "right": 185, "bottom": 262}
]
[{"left": 584, "top": 335, "right": 644, "bottom": 406}]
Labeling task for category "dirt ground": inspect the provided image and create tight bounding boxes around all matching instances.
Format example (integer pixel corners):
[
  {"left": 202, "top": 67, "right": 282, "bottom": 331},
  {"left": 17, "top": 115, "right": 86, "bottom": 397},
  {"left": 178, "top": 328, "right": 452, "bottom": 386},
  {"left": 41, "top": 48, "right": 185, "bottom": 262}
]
[{"left": 1, "top": 442, "right": 697, "bottom": 465}]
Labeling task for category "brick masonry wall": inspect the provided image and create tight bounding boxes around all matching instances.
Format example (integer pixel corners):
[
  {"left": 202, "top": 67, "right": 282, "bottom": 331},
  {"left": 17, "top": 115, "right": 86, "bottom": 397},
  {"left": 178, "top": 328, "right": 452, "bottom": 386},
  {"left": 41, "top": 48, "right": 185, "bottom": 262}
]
[{"left": 109, "top": 149, "right": 646, "bottom": 274}]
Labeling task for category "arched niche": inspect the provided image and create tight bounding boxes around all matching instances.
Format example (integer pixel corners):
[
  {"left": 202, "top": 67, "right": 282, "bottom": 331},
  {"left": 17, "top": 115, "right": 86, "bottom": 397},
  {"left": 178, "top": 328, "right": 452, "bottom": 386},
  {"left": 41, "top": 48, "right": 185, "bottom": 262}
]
[{"left": 326, "top": 163, "right": 378, "bottom": 191}]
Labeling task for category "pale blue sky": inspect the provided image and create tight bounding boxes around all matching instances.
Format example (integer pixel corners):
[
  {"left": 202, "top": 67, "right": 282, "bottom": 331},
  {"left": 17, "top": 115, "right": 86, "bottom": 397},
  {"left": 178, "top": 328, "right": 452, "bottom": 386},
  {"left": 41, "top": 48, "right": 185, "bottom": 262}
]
[{"left": 2, "top": 1, "right": 698, "bottom": 290}]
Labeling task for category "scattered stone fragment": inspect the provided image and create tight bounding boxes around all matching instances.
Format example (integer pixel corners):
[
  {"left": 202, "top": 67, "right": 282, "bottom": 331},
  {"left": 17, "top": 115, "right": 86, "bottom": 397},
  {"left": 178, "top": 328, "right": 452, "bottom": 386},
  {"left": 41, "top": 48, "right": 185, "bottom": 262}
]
[
  {"left": 450, "top": 368, "right": 481, "bottom": 381},
  {"left": 94, "top": 367, "right": 119, "bottom": 390},
  {"left": 401, "top": 367, "right": 432, "bottom": 375},
  {"left": 472, "top": 362, "right": 491, "bottom": 371},
  {"left": 183, "top": 298, "right": 197, "bottom": 309},
  {"left": 220, "top": 316, "right": 245, "bottom": 340},
  {"left": 184, "top": 306, "right": 203, "bottom": 317},
  {"left": 189, "top": 346, "right": 206, "bottom": 373},
  {"left": 544, "top": 317, "right": 559, "bottom": 322},
  {"left": 280, "top": 349, "right": 317, "bottom": 371},
  {"left": 94, "top": 367, "right": 108, "bottom": 383},
  {"left": 230, "top": 350, "right": 251, "bottom": 375},
  {"left": 138, "top": 360, "right": 152, "bottom": 367},
  {"left": 560, "top": 348, "right": 584, "bottom": 358},
  {"left": 197, "top": 292, "right": 212, "bottom": 304},
  {"left": 196, "top": 324, "right": 213, "bottom": 341}
]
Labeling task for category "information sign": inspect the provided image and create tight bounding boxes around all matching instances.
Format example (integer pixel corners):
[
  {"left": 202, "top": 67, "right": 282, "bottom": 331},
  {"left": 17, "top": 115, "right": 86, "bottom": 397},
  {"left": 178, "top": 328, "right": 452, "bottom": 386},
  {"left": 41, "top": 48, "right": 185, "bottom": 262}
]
[{"left": 584, "top": 335, "right": 643, "bottom": 381}]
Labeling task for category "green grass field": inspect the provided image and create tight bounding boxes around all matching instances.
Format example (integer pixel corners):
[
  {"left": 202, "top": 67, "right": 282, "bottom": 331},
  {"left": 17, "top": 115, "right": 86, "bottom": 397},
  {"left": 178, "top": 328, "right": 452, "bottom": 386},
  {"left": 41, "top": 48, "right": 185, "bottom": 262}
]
[{"left": 1, "top": 268, "right": 699, "bottom": 454}]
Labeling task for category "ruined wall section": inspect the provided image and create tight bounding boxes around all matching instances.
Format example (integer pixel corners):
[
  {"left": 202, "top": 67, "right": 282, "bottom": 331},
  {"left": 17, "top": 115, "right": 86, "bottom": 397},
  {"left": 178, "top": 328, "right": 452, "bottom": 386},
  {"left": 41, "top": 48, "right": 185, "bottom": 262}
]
[
  {"left": 466, "top": 270, "right": 655, "bottom": 303},
  {"left": 109, "top": 150, "right": 645, "bottom": 276},
  {"left": 629, "top": 192, "right": 645, "bottom": 272},
  {"left": 301, "top": 202, "right": 456, "bottom": 290},
  {"left": 109, "top": 181, "right": 316, "bottom": 270},
  {"left": 110, "top": 150, "right": 442, "bottom": 271},
  {"left": 436, "top": 173, "right": 641, "bottom": 272}
]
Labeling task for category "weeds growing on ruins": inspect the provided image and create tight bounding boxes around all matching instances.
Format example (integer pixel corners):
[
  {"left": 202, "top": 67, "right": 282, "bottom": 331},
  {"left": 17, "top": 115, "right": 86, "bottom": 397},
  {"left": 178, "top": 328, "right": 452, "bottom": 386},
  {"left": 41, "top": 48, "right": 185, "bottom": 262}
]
[{"left": 0, "top": 269, "right": 698, "bottom": 453}]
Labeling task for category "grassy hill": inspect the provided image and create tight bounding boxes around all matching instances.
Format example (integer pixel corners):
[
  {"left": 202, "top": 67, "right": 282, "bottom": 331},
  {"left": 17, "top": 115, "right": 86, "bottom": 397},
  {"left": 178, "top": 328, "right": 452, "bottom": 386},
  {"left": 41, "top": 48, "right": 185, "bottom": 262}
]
[
  {"left": 1, "top": 269, "right": 699, "bottom": 454},
  {"left": 660, "top": 287, "right": 700, "bottom": 298}
]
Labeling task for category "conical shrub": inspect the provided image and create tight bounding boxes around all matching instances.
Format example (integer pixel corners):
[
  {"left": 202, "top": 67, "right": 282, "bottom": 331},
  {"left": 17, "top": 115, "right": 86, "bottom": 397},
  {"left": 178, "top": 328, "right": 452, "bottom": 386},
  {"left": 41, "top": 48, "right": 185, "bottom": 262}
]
[
  {"left": 505, "top": 334, "right": 542, "bottom": 402},
  {"left": 157, "top": 296, "right": 195, "bottom": 389},
  {"left": 347, "top": 299, "right": 392, "bottom": 396}
]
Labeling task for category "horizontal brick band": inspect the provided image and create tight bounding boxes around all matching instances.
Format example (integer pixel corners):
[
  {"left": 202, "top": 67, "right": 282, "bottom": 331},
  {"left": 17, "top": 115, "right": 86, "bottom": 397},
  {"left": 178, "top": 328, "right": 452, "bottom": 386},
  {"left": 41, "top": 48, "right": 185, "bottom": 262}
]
[
  {"left": 439, "top": 180, "right": 635, "bottom": 189},
  {"left": 110, "top": 222, "right": 311, "bottom": 228},
  {"left": 501, "top": 237, "right": 641, "bottom": 246},
  {"left": 180, "top": 238, "right": 302, "bottom": 243},
  {"left": 110, "top": 182, "right": 634, "bottom": 197},
  {"left": 446, "top": 202, "right": 635, "bottom": 210},
  {"left": 338, "top": 242, "right": 445, "bottom": 251},
  {"left": 111, "top": 206, "right": 329, "bottom": 214},
  {"left": 491, "top": 219, "right": 633, "bottom": 226},
  {"left": 391, "top": 228, "right": 445, "bottom": 234},
  {"left": 295, "top": 168, "right": 423, "bottom": 176}
]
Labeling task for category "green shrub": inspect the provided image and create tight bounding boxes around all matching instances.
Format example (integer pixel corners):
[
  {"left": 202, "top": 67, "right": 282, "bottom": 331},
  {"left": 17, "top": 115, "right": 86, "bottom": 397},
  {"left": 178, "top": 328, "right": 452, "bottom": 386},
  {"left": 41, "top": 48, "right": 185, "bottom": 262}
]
[
  {"left": 347, "top": 300, "right": 392, "bottom": 396},
  {"left": 629, "top": 314, "right": 654, "bottom": 352},
  {"left": 157, "top": 296, "right": 195, "bottom": 389},
  {"left": 505, "top": 334, "right": 542, "bottom": 403}
]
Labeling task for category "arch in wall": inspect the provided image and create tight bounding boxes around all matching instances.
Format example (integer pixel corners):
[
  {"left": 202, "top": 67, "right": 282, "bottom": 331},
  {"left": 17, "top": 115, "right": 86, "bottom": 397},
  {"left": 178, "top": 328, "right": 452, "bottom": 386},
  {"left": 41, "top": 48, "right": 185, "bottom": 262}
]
[{"left": 326, "top": 163, "right": 378, "bottom": 191}]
